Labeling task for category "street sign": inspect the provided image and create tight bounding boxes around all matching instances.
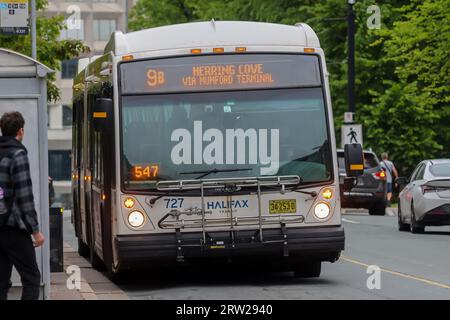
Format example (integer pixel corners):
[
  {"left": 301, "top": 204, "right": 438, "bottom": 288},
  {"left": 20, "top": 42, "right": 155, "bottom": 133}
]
[
  {"left": 344, "top": 112, "right": 355, "bottom": 123},
  {"left": 0, "top": 0, "right": 28, "bottom": 35},
  {"left": 342, "top": 124, "right": 363, "bottom": 148}
]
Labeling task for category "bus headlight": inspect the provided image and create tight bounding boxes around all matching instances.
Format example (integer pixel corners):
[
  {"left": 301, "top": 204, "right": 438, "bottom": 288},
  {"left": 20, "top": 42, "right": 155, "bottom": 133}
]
[
  {"left": 314, "top": 202, "right": 331, "bottom": 220},
  {"left": 128, "top": 211, "right": 145, "bottom": 228}
]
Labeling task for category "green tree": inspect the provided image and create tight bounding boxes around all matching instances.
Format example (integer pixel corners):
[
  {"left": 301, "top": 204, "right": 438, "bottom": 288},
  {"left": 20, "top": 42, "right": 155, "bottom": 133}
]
[
  {"left": 128, "top": 0, "right": 197, "bottom": 31},
  {"left": 361, "top": 0, "right": 450, "bottom": 174},
  {"left": 0, "top": 0, "right": 89, "bottom": 102},
  {"left": 127, "top": 0, "right": 449, "bottom": 174}
]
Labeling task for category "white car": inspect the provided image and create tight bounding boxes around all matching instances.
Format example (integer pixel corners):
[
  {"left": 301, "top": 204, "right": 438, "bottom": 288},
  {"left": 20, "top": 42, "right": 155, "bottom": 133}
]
[{"left": 398, "top": 159, "right": 450, "bottom": 233}]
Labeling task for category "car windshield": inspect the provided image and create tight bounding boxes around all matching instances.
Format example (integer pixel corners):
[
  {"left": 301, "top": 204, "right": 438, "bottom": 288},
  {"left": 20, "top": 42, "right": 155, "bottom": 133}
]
[
  {"left": 429, "top": 163, "right": 450, "bottom": 177},
  {"left": 121, "top": 88, "right": 332, "bottom": 191},
  {"left": 364, "top": 153, "right": 379, "bottom": 169},
  {"left": 337, "top": 152, "right": 378, "bottom": 171}
]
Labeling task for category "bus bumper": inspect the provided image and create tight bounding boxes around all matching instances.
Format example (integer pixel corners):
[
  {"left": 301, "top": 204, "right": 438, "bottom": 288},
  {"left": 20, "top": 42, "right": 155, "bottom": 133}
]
[{"left": 115, "top": 226, "right": 345, "bottom": 268}]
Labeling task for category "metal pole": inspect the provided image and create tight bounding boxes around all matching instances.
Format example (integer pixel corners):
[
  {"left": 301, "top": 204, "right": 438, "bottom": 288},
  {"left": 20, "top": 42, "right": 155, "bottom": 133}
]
[
  {"left": 30, "top": 0, "right": 37, "bottom": 59},
  {"left": 125, "top": 0, "right": 128, "bottom": 33},
  {"left": 347, "top": 3, "right": 356, "bottom": 114}
]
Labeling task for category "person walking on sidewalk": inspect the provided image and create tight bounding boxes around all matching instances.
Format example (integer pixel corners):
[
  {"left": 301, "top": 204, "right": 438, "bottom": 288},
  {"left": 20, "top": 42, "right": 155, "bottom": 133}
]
[
  {"left": 380, "top": 152, "right": 398, "bottom": 208},
  {"left": 0, "top": 111, "right": 44, "bottom": 300}
]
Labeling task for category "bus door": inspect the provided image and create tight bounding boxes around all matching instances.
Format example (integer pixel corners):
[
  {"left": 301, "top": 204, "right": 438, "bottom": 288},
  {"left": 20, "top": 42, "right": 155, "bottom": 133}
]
[
  {"left": 91, "top": 119, "right": 114, "bottom": 267},
  {"left": 78, "top": 88, "right": 89, "bottom": 246},
  {"left": 72, "top": 96, "right": 83, "bottom": 240},
  {"left": 88, "top": 82, "right": 114, "bottom": 265}
]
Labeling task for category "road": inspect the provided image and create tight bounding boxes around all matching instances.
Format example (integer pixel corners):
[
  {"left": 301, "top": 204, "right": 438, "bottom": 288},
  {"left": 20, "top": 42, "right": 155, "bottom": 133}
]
[{"left": 63, "top": 210, "right": 450, "bottom": 300}]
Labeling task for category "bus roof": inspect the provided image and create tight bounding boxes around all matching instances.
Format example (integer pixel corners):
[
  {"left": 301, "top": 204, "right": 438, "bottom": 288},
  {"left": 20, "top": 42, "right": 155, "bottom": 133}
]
[{"left": 104, "top": 20, "right": 321, "bottom": 56}]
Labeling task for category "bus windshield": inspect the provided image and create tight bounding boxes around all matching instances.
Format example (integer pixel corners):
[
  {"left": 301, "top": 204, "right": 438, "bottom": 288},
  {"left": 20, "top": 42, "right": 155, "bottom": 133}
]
[
  {"left": 120, "top": 54, "right": 332, "bottom": 191},
  {"left": 121, "top": 87, "right": 332, "bottom": 190}
]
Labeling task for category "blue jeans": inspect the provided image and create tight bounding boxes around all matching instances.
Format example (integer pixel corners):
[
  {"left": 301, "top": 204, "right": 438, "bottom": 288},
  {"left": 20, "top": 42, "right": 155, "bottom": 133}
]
[{"left": 387, "top": 183, "right": 393, "bottom": 193}]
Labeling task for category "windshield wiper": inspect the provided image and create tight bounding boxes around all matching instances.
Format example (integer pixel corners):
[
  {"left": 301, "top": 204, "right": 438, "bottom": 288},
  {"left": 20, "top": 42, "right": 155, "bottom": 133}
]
[
  {"left": 259, "top": 177, "right": 317, "bottom": 197},
  {"left": 180, "top": 168, "right": 252, "bottom": 179},
  {"left": 149, "top": 168, "right": 252, "bottom": 204},
  {"left": 145, "top": 190, "right": 175, "bottom": 205},
  {"left": 291, "top": 184, "right": 318, "bottom": 197}
]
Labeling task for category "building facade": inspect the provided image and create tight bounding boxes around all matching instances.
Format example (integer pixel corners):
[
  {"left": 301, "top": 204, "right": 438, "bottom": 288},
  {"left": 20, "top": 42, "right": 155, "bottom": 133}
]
[{"left": 43, "top": 0, "right": 133, "bottom": 207}]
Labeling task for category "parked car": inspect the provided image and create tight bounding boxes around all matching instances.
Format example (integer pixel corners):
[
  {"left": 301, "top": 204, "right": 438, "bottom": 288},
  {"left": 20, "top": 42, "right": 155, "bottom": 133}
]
[
  {"left": 397, "top": 159, "right": 450, "bottom": 233},
  {"left": 337, "top": 149, "right": 387, "bottom": 215}
]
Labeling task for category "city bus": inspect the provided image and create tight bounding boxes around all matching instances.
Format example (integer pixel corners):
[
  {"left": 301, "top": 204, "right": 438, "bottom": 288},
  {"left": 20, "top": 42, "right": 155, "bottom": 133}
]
[{"left": 71, "top": 20, "right": 363, "bottom": 279}]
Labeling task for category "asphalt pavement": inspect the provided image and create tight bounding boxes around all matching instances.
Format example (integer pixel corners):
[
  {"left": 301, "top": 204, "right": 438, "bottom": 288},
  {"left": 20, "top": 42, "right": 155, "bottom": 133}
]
[{"left": 63, "top": 209, "right": 450, "bottom": 300}]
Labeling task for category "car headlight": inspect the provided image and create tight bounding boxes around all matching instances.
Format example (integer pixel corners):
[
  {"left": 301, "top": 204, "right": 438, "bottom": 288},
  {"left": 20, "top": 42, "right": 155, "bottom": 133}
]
[
  {"left": 314, "top": 202, "right": 331, "bottom": 220},
  {"left": 128, "top": 210, "right": 145, "bottom": 228}
]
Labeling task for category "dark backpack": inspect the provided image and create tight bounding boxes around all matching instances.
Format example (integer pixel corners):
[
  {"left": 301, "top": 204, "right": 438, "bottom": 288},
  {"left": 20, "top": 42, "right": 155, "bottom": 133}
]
[{"left": 0, "top": 147, "right": 20, "bottom": 228}]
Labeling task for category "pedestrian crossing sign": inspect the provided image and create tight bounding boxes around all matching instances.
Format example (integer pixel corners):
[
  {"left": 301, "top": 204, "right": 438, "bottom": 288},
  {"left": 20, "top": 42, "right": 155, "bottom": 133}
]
[{"left": 342, "top": 124, "right": 363, "bottom": 148}]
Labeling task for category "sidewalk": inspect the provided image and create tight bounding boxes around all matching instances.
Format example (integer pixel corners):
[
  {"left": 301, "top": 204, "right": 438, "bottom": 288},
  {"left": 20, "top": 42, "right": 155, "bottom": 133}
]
[{"left": 50, "top": 243, "right": 129, "bottom": 300}]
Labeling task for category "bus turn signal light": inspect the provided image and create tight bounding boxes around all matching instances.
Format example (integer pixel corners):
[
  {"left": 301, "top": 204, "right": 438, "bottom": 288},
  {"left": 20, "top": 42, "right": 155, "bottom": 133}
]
[
  {"left": 190, "top": 49, "right": 202, "bottom": 54},
  {"left": 304, "top": 48, "right": 315, "bottom": 53},
  {"left": 322, "top": 188, "right": 333, "bottom": 200},
  {"left": 213, "top": 47, "right": 224, "bottom": 53},
  {"left": 235, "top": 47, "right": 247, "bottom": 53},
  {"left": 124, "top": 197, "right": 135, "bottom": 209}
]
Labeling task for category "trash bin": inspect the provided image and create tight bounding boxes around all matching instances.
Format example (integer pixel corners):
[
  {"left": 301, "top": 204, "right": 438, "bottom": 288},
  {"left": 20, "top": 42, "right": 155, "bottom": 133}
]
[{"left": 49, "top": 206, "right": 63, "bottom": 272}]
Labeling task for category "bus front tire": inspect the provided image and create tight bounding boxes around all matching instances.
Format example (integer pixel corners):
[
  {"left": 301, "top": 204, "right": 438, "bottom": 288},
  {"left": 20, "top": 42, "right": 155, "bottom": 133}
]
[
  {"left": 293, "top": 261, "right": 321, "bottom": 278},
  {"left": 78, "top": 238, "right": 90, "bottom": 258},
  {"left": 90, "top": 248, "right": 105, "bottom": 271}
]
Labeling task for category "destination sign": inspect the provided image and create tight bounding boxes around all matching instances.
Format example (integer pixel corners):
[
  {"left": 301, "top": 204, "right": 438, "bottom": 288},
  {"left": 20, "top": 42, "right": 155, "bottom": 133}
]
[{"left": 120, "top": 54, "right": 322, "bottom": 94}]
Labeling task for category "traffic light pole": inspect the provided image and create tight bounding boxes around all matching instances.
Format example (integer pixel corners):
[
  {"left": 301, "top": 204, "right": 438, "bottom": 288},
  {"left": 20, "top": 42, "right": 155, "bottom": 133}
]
[{"left": 347, "top": 2, "right": 356, "bottom": 114}]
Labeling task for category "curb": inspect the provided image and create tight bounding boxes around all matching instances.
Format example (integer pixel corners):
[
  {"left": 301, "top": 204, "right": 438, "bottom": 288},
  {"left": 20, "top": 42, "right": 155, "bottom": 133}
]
[{"left": 54, "top": 242, "right": 128, "bottom": 300}]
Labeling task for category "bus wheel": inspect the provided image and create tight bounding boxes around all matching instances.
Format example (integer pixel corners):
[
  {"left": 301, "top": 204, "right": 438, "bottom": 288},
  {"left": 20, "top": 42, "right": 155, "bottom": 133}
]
[
  {"left": 90, "top": 248, "right": 105, "bottom": 271},
  {"left": 293, "top": 261, "right": 321, "bottom": 278},
  {"left": 107, "top": 269, "right": 124, "bottom": 284},
  {"left": 78, "top": 238, "right": 90, "bottom": 258}
]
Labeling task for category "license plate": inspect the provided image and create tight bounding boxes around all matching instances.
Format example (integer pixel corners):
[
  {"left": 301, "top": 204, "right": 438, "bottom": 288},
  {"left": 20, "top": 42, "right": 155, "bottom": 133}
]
[{"left": 269, "top": 199, "right": 297, "bottom": 214}]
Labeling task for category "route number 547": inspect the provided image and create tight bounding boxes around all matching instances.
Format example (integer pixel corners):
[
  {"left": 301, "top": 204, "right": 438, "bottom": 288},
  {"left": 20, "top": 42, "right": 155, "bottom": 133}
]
[{"left": 133, "top": 164, "right": 159, "bottom": 180}]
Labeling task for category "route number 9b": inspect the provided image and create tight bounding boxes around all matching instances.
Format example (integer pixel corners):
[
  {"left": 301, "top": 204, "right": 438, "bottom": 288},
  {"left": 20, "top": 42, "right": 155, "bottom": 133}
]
[{"left": 147, "top": 69, "right": 165, "bottom": 87}]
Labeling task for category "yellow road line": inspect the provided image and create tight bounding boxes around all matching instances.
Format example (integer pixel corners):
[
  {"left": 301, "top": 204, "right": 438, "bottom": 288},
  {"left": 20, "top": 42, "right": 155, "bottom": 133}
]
[{"left": 341, "top": 255, "right": 450, "bottom": 290}]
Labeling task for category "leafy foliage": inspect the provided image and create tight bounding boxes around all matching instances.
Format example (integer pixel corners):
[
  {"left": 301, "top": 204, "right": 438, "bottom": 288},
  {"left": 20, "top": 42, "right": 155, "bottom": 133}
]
[
  {"left": 360, "top": 0, "right": 450, "bottom": 173},
  {"left": 128, "top": 0, "right": 449, "bottom": 174}
]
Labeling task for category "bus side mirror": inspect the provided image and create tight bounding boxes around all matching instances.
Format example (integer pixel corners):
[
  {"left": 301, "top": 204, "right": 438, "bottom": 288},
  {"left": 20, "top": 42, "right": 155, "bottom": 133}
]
[
  {"left": 93, "top": 98, "right": 113, "bottom": 132},
  {"left": 344, "top": 143, "right": 364, "bottom": 177}
]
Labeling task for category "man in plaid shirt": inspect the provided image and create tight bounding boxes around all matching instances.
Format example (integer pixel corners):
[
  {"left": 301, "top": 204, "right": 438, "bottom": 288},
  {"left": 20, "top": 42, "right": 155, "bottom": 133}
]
[{"left": 0, "top": 111, "right": 44, "bottom": 300}]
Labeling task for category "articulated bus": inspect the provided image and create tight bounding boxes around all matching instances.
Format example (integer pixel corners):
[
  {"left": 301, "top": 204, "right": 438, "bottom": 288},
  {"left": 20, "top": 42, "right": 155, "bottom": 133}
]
[{"left": 72, "top": 21, "right": 363, "bottom": 279}]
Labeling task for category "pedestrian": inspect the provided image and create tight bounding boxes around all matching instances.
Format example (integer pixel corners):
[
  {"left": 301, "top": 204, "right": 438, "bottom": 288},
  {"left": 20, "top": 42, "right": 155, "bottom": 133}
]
[
  {"left": 0, "top": 111, "right": 44, "bottom": 300},
  {"left": 380, "top": 152, "right": 399, "bottom": 208}
]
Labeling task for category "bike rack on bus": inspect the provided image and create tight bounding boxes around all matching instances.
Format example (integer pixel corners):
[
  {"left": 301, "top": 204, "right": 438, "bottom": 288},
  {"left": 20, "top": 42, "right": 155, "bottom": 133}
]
[{"left": 156, "top": 176, "right": 304, "bottom": 260}]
